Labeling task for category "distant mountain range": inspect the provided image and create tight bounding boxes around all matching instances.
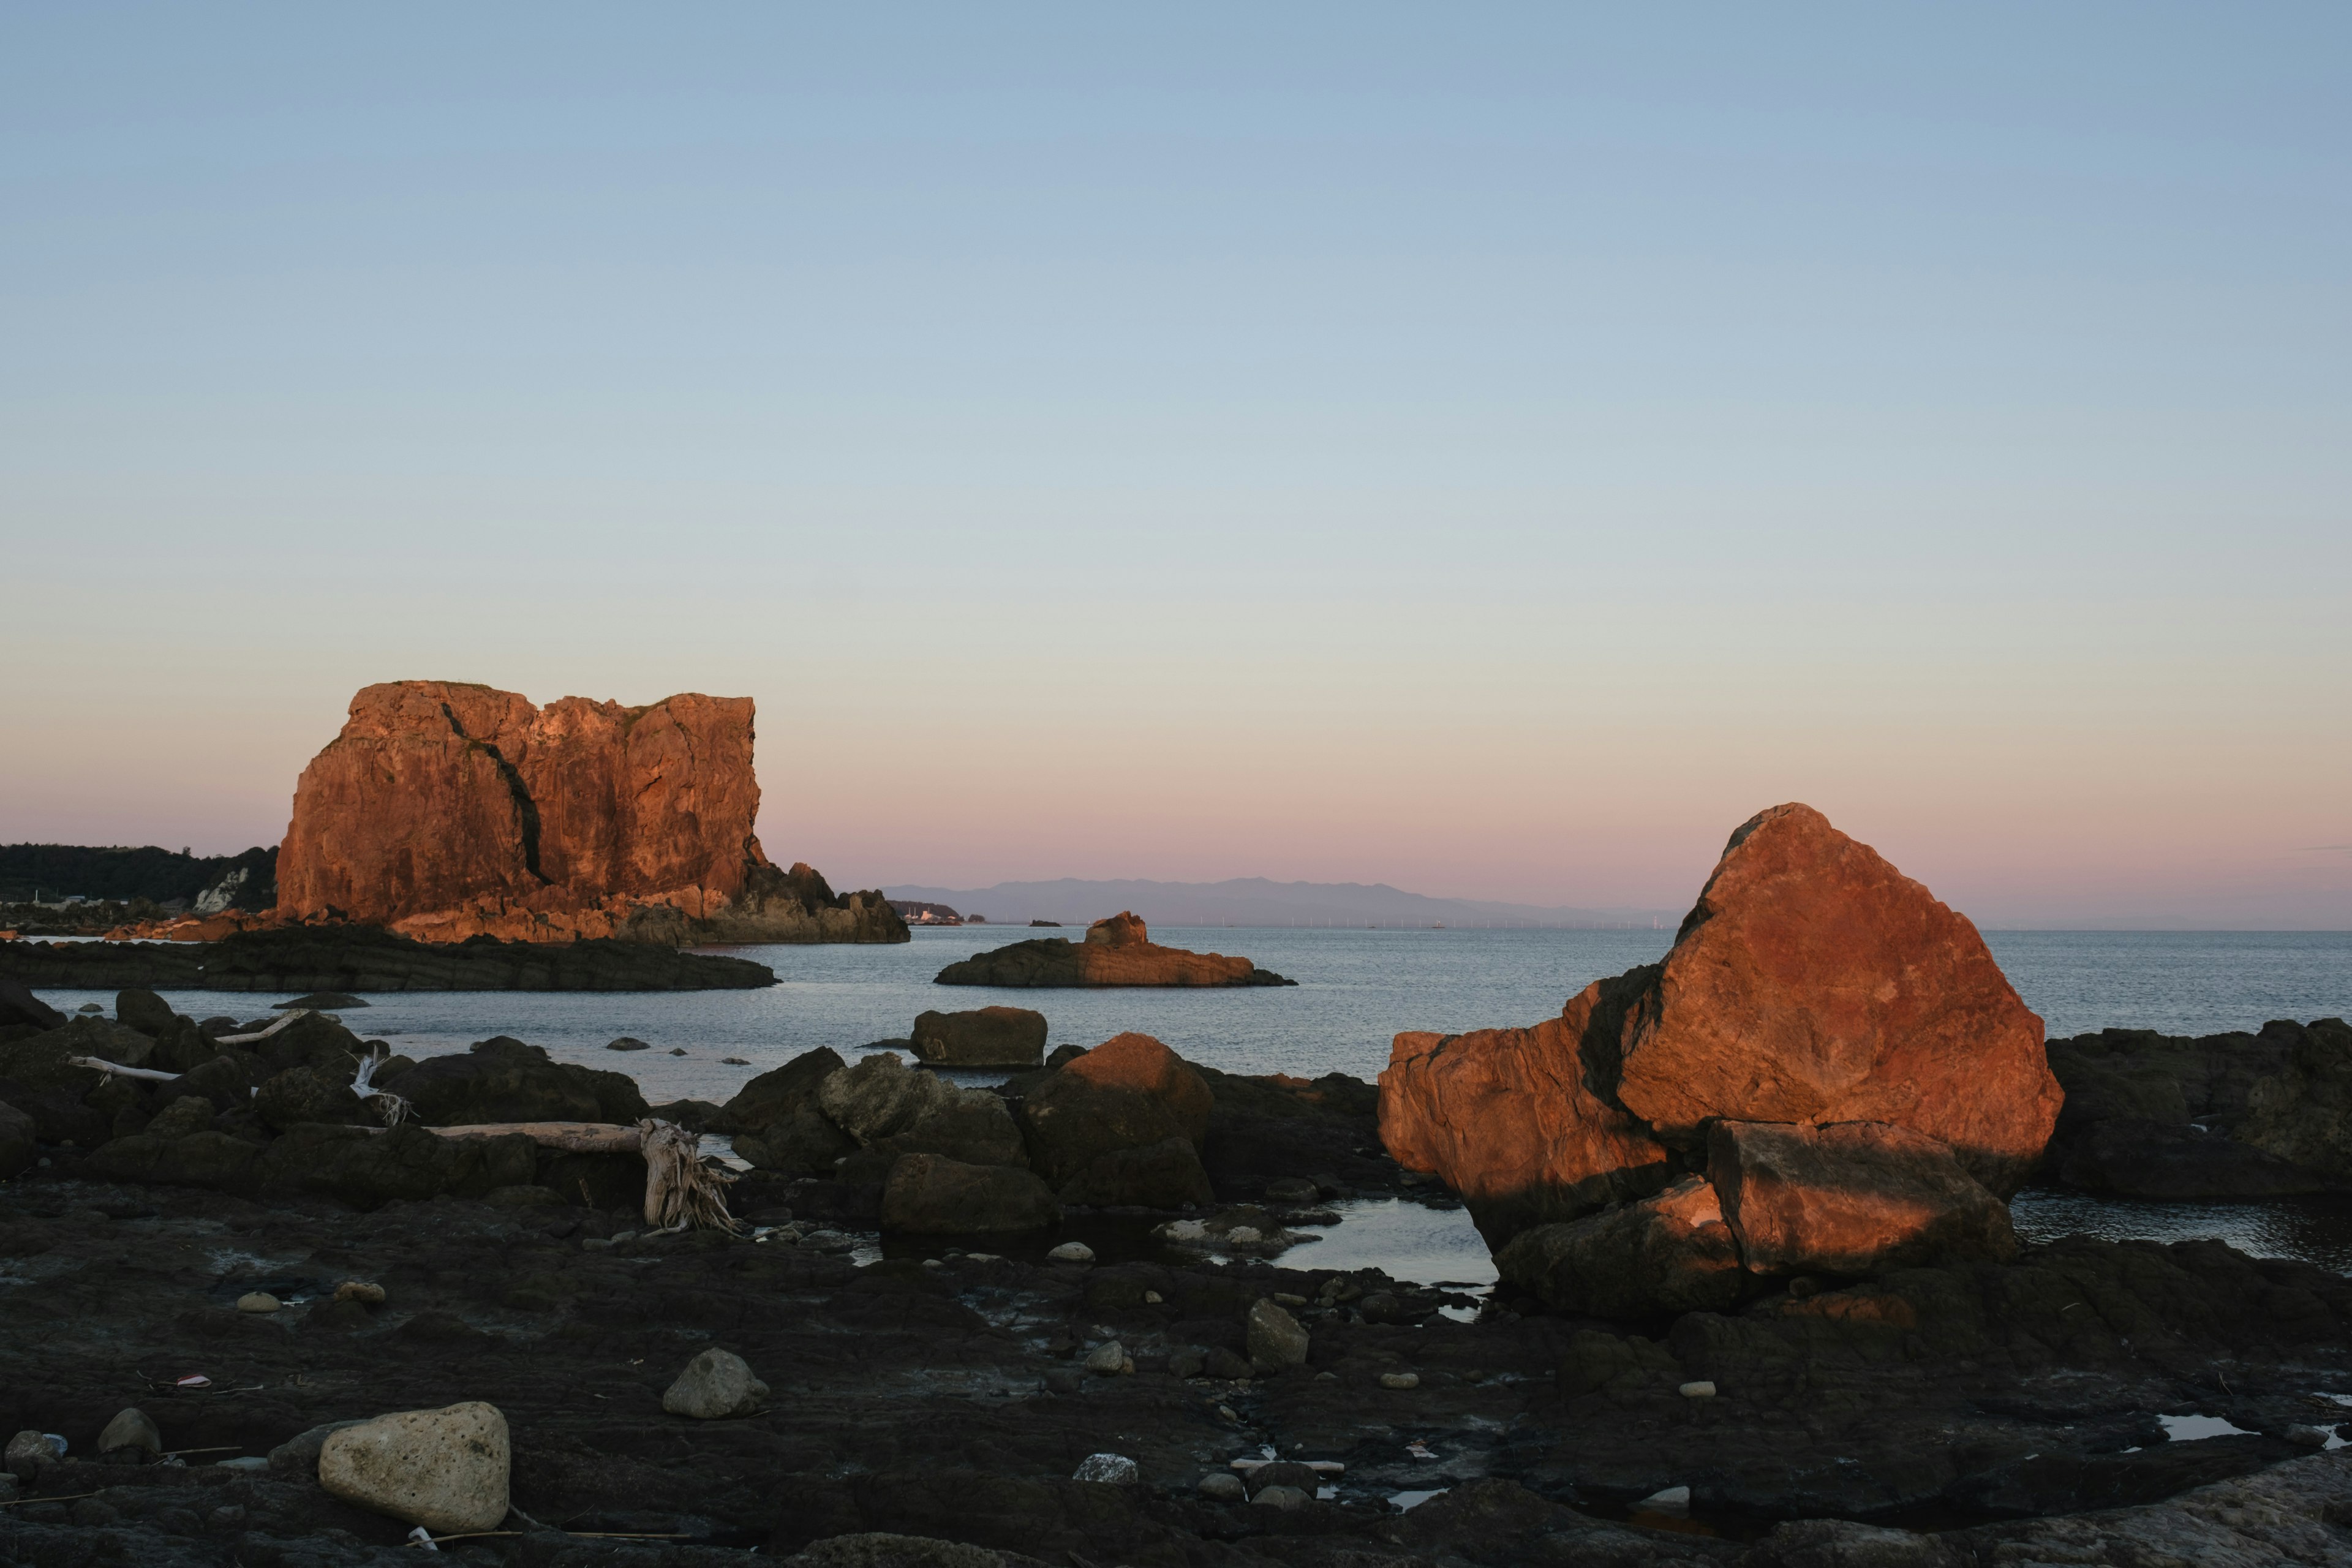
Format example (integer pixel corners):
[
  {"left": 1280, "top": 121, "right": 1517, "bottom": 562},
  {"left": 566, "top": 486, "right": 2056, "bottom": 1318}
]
[{"left": 880, "top": 876, "right": 1679, "bottom": 930}]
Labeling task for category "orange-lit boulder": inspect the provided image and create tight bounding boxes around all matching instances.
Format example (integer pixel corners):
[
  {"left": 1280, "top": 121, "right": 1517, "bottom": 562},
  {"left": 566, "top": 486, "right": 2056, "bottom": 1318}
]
[
  {"left": 275, "top": 681, "right": 906, "bottom": 946},
  {"left": 1378, "top": 970, "right": 1675, "bottom": 1246},
  {"left": 1615, "top": 804, "right": 2060, "bottom": 1196},
  {"left": 1708, "top": 1119, "right": 2018, "bottom": 1275}
]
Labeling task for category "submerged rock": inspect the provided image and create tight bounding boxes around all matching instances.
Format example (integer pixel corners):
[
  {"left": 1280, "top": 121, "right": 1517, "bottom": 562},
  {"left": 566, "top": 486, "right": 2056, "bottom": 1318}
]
[{"left": 934, "top": 913, "right": 1294, "bottom": 988}]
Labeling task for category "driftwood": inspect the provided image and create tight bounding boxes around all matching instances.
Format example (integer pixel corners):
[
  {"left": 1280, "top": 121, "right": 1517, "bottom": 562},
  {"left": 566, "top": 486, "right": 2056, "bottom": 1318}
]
[
  {"left": 67, "top": 1057, "right": 181, "bottom": 1084},
  {"left": 418, "top": 1119, "right": 741, "bottom": 1232}
]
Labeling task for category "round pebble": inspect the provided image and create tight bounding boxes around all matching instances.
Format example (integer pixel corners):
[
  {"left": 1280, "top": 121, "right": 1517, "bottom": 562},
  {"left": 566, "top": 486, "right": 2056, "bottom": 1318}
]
[
  {"left": 1047, "top": 1242, "right": 1095, "bottom": 1264},
  {"left": 1379, "top": 1371, "right": 1420, "bottom": 1390},
  {"left": 235, "top": 1292, "right": 281, "bottom": 1314},
  {"left": 1678, "top": 1380, "right": 1717, "bottom": 1398},
  {"left": 1197, "top": 1471, "right": 1246, "bottom": 1501}
]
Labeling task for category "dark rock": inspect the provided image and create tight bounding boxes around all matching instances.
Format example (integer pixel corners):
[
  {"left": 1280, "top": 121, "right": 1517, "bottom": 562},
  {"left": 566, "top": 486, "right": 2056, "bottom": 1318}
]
[
  {"left": 935, "top": 913, "right": 1295, "bottom": 988},
  {"left": 1020, "top": 1033, "right": 1213, "bottom": 1201},
  {"left": 254, "top": 1060, "right": 374, "bottom": 1131},
  {"left": 1710, "top": 1119, "right": 2018, "bottom": 1275},
  {"left": 2059, "top": 1118, "right": 2328, "bottom": 1198},
  {"left": 0, "top": 1101, "right": 32, "bottom": 1179},
  {"left": 881, "top": 1154, "right": 1060, "bottom": 1233},
  {"left": 114, "top": 989, "right": 177, "bottom": 1036},
  {"left": 0, "top": 925, "right": 778, "bottom": 993},
  {"left": 715, "top": 1046, "right": 845, "bottom": 1136},
  {"left": 0, "top": 976, "right": 65, "bottom": 1032},
  {"left": 2240, "top": 1017, "right": 2352, "bottom": 1181},
  {"left": 1496, "top": 1175, "right": 1743, "bottom": 1315},
  {"left": 911, "top": 1007, "right": 1047, "bottom": 1068},
  {"left": 1056, "top": 1135, "right": 1215, "bottom": 1208},
  {"left": 734, "top": 1106, "right": 858, "bottom": 1177},
  {"left": 394, "top": 1036, "right": 649, "bottom": 1126},
  {"left": 276, "top": 991, "right": 366, "bottom": 1010}
]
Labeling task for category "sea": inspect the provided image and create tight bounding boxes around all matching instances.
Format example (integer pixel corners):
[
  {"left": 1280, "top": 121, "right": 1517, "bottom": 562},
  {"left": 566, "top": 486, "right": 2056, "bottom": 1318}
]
[{"left": 31, "top": 926, "right": 2352, "bottom": 1283}]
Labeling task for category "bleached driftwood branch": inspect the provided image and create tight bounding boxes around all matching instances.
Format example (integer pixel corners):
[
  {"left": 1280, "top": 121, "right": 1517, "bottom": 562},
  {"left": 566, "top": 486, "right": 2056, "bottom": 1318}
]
[
  {"left": 418, "top": 1118, "right": 741, "bottom": 1232},
  {"left": 68, "top": 1057, "right": 183, "bottom": 1083}
]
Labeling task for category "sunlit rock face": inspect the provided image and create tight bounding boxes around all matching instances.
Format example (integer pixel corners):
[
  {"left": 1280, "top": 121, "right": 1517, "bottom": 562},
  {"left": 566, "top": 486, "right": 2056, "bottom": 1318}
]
[
  {"left": 276, "top": 680, "right": 905, "bottom": 946},
  {"left": 1379, "top": 802, "right": 2062, "bottom": 1314}
]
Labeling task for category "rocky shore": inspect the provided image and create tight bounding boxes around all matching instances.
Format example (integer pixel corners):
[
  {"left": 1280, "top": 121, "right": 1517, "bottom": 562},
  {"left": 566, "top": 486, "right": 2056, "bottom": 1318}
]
[
  {"left": 0, "top": 805, "right": 2347, "bottom": 1565},
  {"left": 937, "top": 913, "right": 1296, "bottom": 989},
  {"left": 0, "top": 926, "right": 777, "bottom": 993}
]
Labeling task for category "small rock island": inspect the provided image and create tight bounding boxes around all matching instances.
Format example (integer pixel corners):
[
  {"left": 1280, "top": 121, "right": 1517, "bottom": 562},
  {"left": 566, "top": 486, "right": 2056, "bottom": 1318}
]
[{"left": 933, "top": 911, "right": 1296, "bottom": 988}]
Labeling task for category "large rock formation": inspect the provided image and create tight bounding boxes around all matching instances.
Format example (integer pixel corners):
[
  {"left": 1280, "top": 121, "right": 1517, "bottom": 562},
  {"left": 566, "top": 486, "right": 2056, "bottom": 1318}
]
[
  {"left": 2043, "top": 1018, "right": 2350, "bottom": 1197},
  {"left": 933, "top": 912, "right": 1294, "bottom": 987},
  {"left": 275, "top": 681, "right": 907, "bottom": 946},
  {"left": 1379, "top": 803, "right": 2063, "bottom": 1314}
]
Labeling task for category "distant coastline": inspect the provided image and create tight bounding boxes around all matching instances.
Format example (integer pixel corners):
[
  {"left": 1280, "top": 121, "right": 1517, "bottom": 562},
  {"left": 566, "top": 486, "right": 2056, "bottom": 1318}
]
[{"left": 881, "top": 875, "right": 1678, "bottom": 930}]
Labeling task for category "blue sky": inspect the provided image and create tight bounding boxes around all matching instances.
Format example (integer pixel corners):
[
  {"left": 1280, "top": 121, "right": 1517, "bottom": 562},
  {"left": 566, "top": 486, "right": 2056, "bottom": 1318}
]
[{"left": 3, "top": 5, "right": 2346, "bottom": 924}]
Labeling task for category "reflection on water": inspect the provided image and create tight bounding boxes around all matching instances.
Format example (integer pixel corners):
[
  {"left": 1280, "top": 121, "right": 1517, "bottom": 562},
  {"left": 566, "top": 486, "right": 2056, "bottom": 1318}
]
[
  {"left": 2013, "top": 1189, "right": 2352, "bottom": 1276},
  {"left": 869, "top": 1196, "right": 1498, "bottom": 1289}
]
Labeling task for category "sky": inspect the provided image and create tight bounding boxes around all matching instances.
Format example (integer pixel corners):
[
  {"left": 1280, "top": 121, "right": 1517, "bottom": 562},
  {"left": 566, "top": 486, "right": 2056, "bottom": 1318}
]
[{"left": 2, "top": 5, "right": 2346, "bottom": 928}]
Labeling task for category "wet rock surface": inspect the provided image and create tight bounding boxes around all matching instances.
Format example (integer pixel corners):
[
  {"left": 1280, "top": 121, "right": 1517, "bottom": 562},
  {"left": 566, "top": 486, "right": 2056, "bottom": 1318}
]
[{"left": 0, "top": 1156, "right": 2343, "bottom": 1566}]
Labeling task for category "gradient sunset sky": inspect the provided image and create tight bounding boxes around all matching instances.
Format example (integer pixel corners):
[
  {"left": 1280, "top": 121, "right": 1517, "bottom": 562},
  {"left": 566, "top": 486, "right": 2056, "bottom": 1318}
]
[{"left": 4, "top": 6, "right": 2346, "bottom": 927}]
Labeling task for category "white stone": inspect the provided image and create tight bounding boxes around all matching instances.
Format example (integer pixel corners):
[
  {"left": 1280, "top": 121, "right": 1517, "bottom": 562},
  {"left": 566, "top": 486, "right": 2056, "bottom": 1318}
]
[
  {"left": 1379, "top": 1371, "right": 1420, "bottom": 1390},
  {"left": 1072, "top": 1453, "right": 1140, "bottom": 1485},
  {"left": 236, "top": 1292, "right": 280, "bottom": 1313},
  {"left": 1083, "top": 1341, "right": 1128, "bottom": 1376},
  {"left": 662, "top": 1349, "right": 770, "bottom": 1419},
  {"left": 1678, "top": 1380, "right": 1717, "bottom": 1398},
  {"left": 317, "top": 1402, "right": 510, "bottom": 1534},
  {"left": 1246, "top": 1298, "right": 1310, "bottom": 1370},
  {"left": 1047, "top": 1241, "right": 1095, "bottom": 1263},
  {"left": 96, "top": 1408, "right": 162, "bottom": 1455}
]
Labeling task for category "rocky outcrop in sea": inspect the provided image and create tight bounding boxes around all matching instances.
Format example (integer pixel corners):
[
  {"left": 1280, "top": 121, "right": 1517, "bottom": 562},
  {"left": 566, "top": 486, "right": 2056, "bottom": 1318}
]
[
  {"left": 1380, "top": 802, "right": 2066, "bottom": 1311},
  {"left": 934, "top": 911, "right": 1295, "bottom": 987},
  {"left": 272, "top": 680, "right": 907, "bottom": 946}
]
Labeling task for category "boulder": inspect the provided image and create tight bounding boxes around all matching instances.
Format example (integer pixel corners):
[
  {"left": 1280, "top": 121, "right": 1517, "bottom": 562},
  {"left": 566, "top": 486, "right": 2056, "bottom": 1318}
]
[
  {"left": 734, "top": 1106, "right": 858, "bottom": 1177},
  {"left": 144, "top": 1095, "right": 215, "bottom": 1140},
  {"left": 1708, "top": 1119, "right": 2018, "bottom": 1276},
  {"left": 115, "top": 989, "right": 177, "bottom": 1037},
  {"left": 255, "top": 1060, "right": 374, "bottom": 1131},
  {"left": 274, "top": 679, "right": 906, "bottom": 946},
  {"left": 1494, "top": 1175, "right": 1744, "bottom": 1316},
  {"left": 1245, "top": 1298, "right": 1310, "bottom": 1370},
  {"left": 1020, "top": 1035, "right": 1217, "bottom": 1199},
  {"left": 171, "top": 1051, "right": 270, "bottom": 1114},
  {"left": 715, "top": 1046, "right": 846, "bottom": 1136},
  {"left": 1379, "top": 973, "right": 1675, "bottom": 1246},
  {"left": 0, "top": 1101, "right": 32, "bottom": 1180},
  {"left": 317, "top": 1401, "right": 510, "bottom": 1534},
  {"left": 85, "top": 1130, "right": 266, "bottom": 1195},
  {"left": 820, "top": 1054, "right": 954, "bottom": 1145},
  {"left": 2238, "top": 1018, "right": 2352, "bottom": 1181},
  {"left": 5, "top": 1431, "right": 62, "bottom": 1479},
  {"left": 933, "top": 913, "right": 1294, "bottom": 988},
  {"left": 394, "top": 1037, "right": 647, "bottom": 1127},
  {"left": 882, "top": 1155, "right": 1061, "bottom": 1234},
  {"left": 1063, "top": 1033, "right": 1213, "bottom": 1141},
  {"left": 0, "top": 978, "right": 65, "bottom": 1033},
  {"left": 1055, "top": 1135, "right": 1215, "bottom": 1208},
  {"left": 1613, "top": 804, "right": 2060, "bottom": 1196},
  {"left": 2059, "top": 1119, "right": 2327, "bottom": 1199},
  {"left": 96, "top": 1408, "right": 162, "bottom": 1457},
  {"left": 662, "top": 1349, "right": 770, "bottom": 1419},
  {"left": 911, "top": 1007, "right": 1047, "bottom": 1068},
  {"left": 876, "top": 1089, "right": 1028, "bottom": 1169},
  {"left": 1, "top": 1016, "right": 159, "bottom": 1082},
  {"left": 268, "top": 1420, "right": 370, "bottom": 1476}
]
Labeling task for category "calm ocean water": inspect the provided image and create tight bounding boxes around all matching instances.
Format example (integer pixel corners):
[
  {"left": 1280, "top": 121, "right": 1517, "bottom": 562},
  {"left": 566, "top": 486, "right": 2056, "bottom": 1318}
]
[
  {"left": 34, "top": 926, "right": 2349, "bottom": 1108},
  {"left": 34, "top": 926, "right": 2350, "bottom": 1278}
]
